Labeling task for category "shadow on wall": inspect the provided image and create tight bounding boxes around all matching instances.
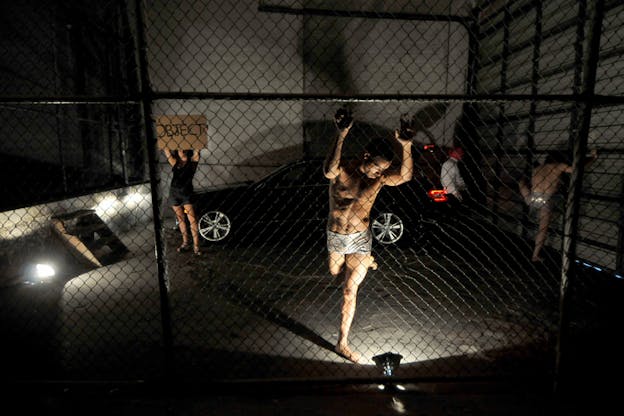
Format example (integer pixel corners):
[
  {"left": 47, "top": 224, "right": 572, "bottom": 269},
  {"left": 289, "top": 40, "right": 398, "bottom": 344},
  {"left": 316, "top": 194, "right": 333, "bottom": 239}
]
[
  {"left": 186, "top": 103, "right": 451, "bottom": 191},
  {"left": 298, "top": 0, "right": 385, "bottom": 94},
  {"left": 166, "top": 123, "right": 307, "bottom": 202},
  {"left": 409, "top": 103, "right": 450, "bottom": 146},
  {"left": 304, "top": 119, "right": 393, "bottom": 160},
  {"left": 300, "top": 16, "right": 354, "bottom": 94},
  {"left": 303, "top": 103, "right": 450, "bottom": 160},
  {"left": 228, "top": 122, "right": 305, "bottom": 167}
]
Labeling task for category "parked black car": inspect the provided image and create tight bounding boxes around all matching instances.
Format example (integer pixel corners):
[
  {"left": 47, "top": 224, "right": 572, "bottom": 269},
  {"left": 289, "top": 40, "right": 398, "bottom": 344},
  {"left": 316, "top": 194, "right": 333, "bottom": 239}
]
[{"left": 195, "top": 144, "right": 452, "bottom": 247}]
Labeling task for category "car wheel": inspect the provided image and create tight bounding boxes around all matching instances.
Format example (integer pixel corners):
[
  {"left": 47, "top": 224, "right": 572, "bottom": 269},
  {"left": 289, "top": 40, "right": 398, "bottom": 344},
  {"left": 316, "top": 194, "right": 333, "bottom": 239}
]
[
  {"left": 198, "top": 210, "right": 232, "bottom": 242},
  {"left": 372, "top": 212, "right": 404, "bottom": 245}
]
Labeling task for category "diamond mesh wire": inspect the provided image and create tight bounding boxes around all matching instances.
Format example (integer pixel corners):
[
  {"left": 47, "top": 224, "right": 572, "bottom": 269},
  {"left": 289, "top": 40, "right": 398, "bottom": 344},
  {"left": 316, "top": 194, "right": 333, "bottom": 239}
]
[{"left": 0, "top": 0, "right": 622, "bottom": 384}]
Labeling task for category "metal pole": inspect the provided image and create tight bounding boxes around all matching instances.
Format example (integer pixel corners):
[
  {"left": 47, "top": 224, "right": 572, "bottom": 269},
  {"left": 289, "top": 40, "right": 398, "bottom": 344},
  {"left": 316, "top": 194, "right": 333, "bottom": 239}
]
[
  {"left": 522, "top": 0, "right": 542, "bottom": 240},
  {"left": 554, "top": 0, "right": 604, "bottom": 395},
  {"left": 53, "top": 15, "right": 69, "bottom": 194},
  {"left": 258, "top": 4, "right": 472, "bottom": 26},
  {"left": 567, "top": 0, "right": 587, "bottom": 158},
  {"left": 616, "top": 179, "right": 624, "bottom": 274},
  {"left": 134, "top": 0, "right": 174, "bottom": 380},
  {"left": 492, "top": 1, "right": 511, "bottom": 225},
  {"left": 465, "top": 6, "right": 479, "bottom": 97}
]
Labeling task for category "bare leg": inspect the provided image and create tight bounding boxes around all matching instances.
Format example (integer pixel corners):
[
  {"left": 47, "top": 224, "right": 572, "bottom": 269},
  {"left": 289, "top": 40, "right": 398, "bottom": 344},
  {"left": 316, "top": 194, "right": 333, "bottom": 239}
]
[
  {"left": 173, "top": 206, "right": 189, "bottom": 250},
  {"left": 533, "top": 207, "right": 552, "bottom": 262},
  {"left": 328, "top": 251, "right": 345, "bottom": 277},
  {"left": 184, "top": 203, "right": 201, "bottom": 254},
  {"left": 335, "top": 253, "right": 372, "bottom": 363},
  {"left": 519, "top": 178, "right": 530, "bottom": 204}
]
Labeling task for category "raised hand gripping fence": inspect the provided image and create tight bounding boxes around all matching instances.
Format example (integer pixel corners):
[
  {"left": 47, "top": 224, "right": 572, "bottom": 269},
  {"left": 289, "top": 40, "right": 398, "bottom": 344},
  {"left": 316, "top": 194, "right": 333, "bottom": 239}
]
[{"left": 0, "top": 0, "right": 622, "bottom": 392}]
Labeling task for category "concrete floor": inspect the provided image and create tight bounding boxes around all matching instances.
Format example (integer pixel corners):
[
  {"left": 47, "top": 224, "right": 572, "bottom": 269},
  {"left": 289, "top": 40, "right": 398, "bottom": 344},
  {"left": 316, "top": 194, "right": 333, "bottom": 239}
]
[{"left": 1, "top": 215, "right": 622, "bottom": 414}]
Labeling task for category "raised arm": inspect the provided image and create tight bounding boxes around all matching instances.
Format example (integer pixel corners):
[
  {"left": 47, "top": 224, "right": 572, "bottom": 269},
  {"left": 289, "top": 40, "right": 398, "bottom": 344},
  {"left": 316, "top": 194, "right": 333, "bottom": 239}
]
[
  {"left": 323, "top": 111, "right": 352, "bottom": 179},
  {"left": 584, "top": 148, "right": 598, "bottom": 169},
  {"left": 163, "top": 148, "right": 177, "bottom": 167},
  {"left": 383, "top": 130, "right": 413, "bottom": 186},
  {"left": 191, "top": 149, "right": 200, "bottom": 162},
  {"left": 563, "top": 148, "right": 598, "bottom": 173}
]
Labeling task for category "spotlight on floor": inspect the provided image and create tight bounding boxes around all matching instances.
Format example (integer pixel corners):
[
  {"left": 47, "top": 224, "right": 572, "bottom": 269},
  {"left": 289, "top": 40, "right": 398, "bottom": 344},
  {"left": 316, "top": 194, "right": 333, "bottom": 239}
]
[
  {"left": 373, "top": 352, "right": 403, "bottom": 377},
  {"left": 24, "top": 262, "right": 56, "bottom": 285}
]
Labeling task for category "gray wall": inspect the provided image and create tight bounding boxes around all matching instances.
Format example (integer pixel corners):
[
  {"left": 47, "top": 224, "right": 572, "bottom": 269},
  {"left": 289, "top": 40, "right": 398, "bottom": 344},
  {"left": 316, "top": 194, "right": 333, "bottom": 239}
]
[
  {"left": 145, "top": 0, "right": 470, "bottom": 198},
  {"left": 474, "top": 0, "right": 624, "bottom": 270}
]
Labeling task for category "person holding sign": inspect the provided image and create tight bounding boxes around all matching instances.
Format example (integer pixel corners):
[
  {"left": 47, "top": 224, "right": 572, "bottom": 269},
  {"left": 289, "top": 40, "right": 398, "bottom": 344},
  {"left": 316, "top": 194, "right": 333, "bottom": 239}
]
[{"left": 164, "top": 148, "right": 201, "bottom": 256}]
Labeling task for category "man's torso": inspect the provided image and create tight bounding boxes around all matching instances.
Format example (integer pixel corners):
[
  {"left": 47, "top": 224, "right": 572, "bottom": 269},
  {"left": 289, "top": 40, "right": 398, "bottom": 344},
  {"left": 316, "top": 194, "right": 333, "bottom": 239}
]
[{"left": 327, "top": 163, "right": 384, "bottom": 234}]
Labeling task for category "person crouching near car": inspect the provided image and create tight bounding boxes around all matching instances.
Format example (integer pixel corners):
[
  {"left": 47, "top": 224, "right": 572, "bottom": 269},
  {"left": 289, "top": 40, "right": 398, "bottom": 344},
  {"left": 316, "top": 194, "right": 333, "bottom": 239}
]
[
  {"left": 323, "top": 108, "right": 413, "bottom": 363},
  {"left": 163, "top": 148, "right": 201, "bottom": 256}
]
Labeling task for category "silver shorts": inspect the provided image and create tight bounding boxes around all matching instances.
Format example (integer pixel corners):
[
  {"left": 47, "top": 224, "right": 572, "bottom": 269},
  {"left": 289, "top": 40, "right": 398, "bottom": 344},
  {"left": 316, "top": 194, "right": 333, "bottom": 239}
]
[
  {"left": 327, "top": 229, "right": 372, "bottom": 255},
  {"left": 527, "top": 192, "right": 553, "bottom": 210}
]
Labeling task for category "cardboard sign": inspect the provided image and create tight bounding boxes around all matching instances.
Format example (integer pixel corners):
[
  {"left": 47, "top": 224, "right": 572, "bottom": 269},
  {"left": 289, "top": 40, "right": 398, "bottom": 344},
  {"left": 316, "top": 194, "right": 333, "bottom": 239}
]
[{"left": 155, "top": 115, "right": 208, "bottom": 150}]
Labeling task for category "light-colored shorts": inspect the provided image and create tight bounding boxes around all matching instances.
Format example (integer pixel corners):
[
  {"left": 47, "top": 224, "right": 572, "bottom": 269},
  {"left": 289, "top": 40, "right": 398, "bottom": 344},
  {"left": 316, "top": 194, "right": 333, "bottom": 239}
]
[
  {"left": 327, "top": 229, "right": 372, "bottom": 255},
  {"left": 527, "top": 192, "right": 553, "bottom": 210}
]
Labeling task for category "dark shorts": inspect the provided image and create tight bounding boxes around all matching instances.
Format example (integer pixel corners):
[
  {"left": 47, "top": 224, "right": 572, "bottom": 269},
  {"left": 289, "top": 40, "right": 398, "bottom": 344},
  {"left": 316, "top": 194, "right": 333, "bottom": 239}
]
[{"left": 169, "top": 187, "right": 193, "bottom": 206}]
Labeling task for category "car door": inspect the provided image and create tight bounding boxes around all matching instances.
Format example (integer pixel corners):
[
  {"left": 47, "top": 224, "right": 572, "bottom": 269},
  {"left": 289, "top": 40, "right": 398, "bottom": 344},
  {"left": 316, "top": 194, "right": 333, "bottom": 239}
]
[{"left": 248, "top": 160, "right": 327, "bottom": 243}]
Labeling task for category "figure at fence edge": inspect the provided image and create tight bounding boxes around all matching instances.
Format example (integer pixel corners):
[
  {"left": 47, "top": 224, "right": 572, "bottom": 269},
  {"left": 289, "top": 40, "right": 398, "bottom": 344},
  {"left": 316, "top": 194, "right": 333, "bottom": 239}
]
[
  {"left": 519, "top": 148, "right": 598, "bottom": 262},
  {"left": 323, "top": 107, "right": 413, "bottom": 363},
  {"left": 164, "top": 148, "right": 202, "bottom": 256}
]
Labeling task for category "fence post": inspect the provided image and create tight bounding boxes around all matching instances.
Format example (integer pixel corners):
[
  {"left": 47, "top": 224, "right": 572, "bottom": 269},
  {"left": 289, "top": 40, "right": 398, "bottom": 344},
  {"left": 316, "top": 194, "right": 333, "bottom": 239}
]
[
  {"left": 555, "top": 0, "right": 604, "bottom": 396},
  {"left": 134, "top": 0, "right": 175, "bottom": 381}
]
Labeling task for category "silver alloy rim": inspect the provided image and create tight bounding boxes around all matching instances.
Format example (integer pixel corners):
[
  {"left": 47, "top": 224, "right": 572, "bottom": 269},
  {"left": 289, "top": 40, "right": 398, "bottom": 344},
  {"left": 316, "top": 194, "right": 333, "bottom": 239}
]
[
  {"left": 372, "top": 212, "right": 404, "bottom": 244},
  {"left": 198, "top": 210, "right": 232, "bottom": 241}
]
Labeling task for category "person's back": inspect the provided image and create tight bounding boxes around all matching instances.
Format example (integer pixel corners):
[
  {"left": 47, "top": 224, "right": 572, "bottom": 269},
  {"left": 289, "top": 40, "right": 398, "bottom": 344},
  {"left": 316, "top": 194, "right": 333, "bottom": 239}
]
[
  {"left": 520, "top": 148, "right": 597, "bottom": 262},
  {"left": 530, "top": 151, "right": 572, "bottom": 196}
]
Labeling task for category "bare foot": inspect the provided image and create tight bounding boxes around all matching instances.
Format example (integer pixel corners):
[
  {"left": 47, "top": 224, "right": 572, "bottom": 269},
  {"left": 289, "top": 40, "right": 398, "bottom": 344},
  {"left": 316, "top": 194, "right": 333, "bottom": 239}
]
[
  {"left": 369, "top": 256, "right": 378, "bottom": 270},
  {"left": 335, "top": 344, "right": 361, "bottom": 363},
  {"left": 177, "top": 243, "right": 191, "bottom": 253}
]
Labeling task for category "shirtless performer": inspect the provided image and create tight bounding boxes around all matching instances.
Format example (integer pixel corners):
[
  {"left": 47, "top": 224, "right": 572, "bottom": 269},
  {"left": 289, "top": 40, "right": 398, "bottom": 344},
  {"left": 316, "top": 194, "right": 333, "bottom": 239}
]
[
  {"left": 323, "top": 108, "right": 413, "bottom": 363},
  {"left": 520, "top": 148, "right": 598, "bottom": 262}
]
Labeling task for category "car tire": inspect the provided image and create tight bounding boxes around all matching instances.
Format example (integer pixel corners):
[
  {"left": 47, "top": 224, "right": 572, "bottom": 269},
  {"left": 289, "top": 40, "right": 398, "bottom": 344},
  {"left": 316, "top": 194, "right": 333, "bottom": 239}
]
[
  {"left": 198, "top": 210, "right": 232, "bottom": 242},
  {"left": 371, "top": 212, "right": 404, "bottom": 245}
]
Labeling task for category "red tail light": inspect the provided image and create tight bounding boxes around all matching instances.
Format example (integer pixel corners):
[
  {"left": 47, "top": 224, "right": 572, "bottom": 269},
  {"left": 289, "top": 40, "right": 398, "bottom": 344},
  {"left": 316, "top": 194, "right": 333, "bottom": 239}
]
[
  {"left": 427, "top": 189, "right": 448, "bottom": 202},
  {"left": 423, "top": 144, "right": 435, "bottom": 151}
]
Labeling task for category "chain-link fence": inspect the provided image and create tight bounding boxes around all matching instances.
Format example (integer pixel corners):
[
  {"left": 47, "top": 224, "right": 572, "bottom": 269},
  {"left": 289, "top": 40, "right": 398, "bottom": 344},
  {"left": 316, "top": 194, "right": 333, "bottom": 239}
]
[{"left": 0, "top": 0, "right": 622, "bottom": 389}]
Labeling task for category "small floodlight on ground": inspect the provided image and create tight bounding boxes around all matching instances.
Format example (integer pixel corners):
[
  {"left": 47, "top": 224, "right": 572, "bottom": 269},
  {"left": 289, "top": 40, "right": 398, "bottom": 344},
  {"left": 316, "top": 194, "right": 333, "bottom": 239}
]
[
  {"left": 35, "top": 263, "right": 55, "bottom": 279},
  {"left": 373, "top": 352, "right": 403, "bottom": 377},
  {"left": 24, "top": 263, "right": 56, "bottom": 285}
]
